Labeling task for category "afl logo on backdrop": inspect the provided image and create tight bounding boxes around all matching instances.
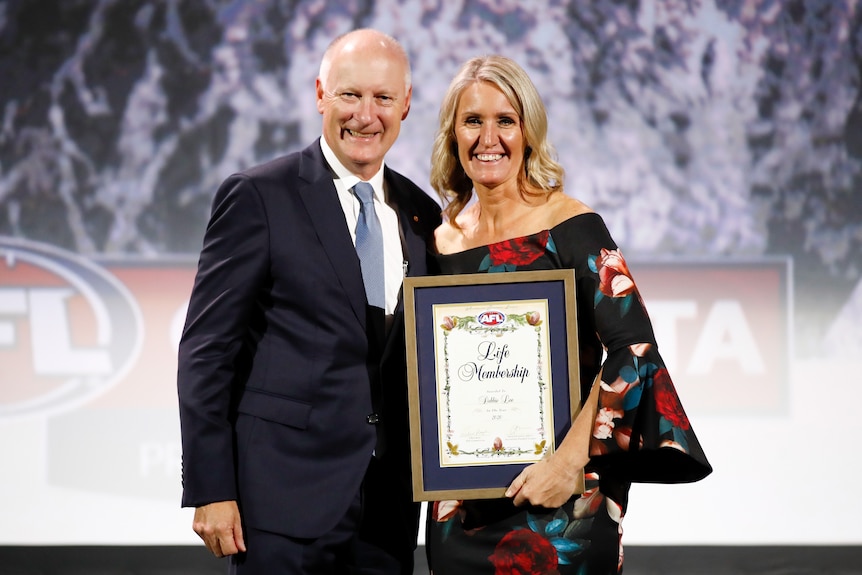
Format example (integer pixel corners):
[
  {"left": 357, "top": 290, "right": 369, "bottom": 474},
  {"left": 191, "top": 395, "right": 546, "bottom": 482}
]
[
  {"left": 0, "top": 238, "right": 143, "bottom": 418},
  {"left": 477, "top": 310, "right": 506, "bottom": 326}
]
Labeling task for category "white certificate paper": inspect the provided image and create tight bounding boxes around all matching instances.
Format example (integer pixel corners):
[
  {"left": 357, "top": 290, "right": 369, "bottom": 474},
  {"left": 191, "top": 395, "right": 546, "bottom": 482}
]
[{"left": 433, "top": 299, "right": 554, "bottom": 467}]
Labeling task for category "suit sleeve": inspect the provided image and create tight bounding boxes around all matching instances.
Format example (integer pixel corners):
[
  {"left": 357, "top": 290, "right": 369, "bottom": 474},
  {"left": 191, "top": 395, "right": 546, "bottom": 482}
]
[{"left": 177, "top": 174, "right": 270, "bottom": 507}]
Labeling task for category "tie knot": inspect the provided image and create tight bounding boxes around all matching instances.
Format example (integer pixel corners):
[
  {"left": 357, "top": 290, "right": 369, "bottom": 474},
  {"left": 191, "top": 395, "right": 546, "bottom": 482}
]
[{"left": 353, "top": 182, "right": 375, "bottom": 205}]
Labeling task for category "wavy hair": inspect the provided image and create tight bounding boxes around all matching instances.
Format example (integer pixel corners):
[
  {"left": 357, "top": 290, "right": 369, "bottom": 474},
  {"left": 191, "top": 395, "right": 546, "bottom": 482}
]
[{"left": 430, "top": 55, "right": 564, "bottom": 223}]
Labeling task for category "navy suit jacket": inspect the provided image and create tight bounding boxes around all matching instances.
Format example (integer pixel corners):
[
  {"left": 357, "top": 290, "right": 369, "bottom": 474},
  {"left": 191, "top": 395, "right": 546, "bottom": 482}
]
[{"left": 177, "top": 139, "right": 440, "bottom": 546}]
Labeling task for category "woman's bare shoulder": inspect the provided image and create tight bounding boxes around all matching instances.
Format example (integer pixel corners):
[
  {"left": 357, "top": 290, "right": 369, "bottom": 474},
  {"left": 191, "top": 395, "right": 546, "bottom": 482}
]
[
  {"left": 545, "top": 193, "right": 594, "bottom": 228},
  {"left": 434, "top": 221, "right": 463, "bottom": 255},
  {"left": 434, "top": 204, "right": 480, "bottom": 254}
]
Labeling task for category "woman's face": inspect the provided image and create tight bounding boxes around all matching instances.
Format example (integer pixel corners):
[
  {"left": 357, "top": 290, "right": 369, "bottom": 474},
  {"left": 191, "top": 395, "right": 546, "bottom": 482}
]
[{"left": 453, "top": 81, "right": 526, "bottom": 192}]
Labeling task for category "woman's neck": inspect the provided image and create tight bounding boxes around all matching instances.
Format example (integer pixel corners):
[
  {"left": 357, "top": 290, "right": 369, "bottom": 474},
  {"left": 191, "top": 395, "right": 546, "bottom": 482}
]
[{"left": 460, "top": 187, "right": 549, "bottom": 245}]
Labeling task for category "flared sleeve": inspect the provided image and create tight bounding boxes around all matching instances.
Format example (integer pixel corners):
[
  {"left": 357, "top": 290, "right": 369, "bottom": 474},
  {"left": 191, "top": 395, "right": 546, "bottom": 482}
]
[{"left": 554, "top": 214, "right": 712, "bottom": 484}]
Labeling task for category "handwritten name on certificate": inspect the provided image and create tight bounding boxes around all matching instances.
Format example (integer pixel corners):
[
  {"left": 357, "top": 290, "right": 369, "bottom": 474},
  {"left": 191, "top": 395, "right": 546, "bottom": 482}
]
[{"left": 433, "top": 299, "right": 554, "bottom": 467}]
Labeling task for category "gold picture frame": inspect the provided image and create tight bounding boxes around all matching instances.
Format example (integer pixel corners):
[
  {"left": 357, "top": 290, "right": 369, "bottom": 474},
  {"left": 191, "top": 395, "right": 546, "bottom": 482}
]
[{"left": 403, "top": 270, "right": 583, "bottom": 501}]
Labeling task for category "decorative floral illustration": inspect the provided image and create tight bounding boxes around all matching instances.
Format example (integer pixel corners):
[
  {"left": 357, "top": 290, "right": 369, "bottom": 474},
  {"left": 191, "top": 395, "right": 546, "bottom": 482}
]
[
  {"left": 502, "top": 473, "right": 619, "bottom": 569},
  {"left": 487, "top": 230, "right": 551, "bottom": 267},
  {"left": 594, "top": 248, "right": 636, "bottom": 298},
  {"left": 432, "top": 499, "right": 470, "bottom": 542},
  {"left": 653, "top": 368, "right": 690, "bottom": 430},
  {"left": 593, "top": 407, "right": 616, "bottom": 440},
  {"left": 488, "top": 528, "right": 560, "bottom": 575},
  {"left": 588, "top": 247, "right": 643, "bottom": 317},
  {"left": 589, "top": 356, "right": 696, "bottom": 460},
  {"left": 433, "top": 499, "right": 463, "bottom": 523},
  {"left": 441, "top": 311, "right": 537, "bottom": 336},
  {"left": 572, "top": 482, "right": 605, "bottom": 520},
  {"left": 441, "top": 315, "right": 457, "bottom": 331},
  {"left": 478, "top": 232, "right": 559, "bottom": 273},
  {"left": 430, "top": 222, "right": 710, "bottom": 573},
  {"left": 433, "top": 472, "right": 622, "bottom": 570},
  {"left": 439, "top": 308, "right": 549, "bottom": 459}
]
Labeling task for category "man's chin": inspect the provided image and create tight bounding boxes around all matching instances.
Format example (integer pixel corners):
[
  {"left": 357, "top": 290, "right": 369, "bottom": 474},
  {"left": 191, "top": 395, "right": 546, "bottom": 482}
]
[{"left": 344, "top": 148, "right": 385, "bottom": 166}]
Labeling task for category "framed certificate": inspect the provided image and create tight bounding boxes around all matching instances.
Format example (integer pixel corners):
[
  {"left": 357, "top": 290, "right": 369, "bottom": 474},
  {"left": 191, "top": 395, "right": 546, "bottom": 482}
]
[{"left": 403, "top": 270, "right": 583, "bottom": 501}]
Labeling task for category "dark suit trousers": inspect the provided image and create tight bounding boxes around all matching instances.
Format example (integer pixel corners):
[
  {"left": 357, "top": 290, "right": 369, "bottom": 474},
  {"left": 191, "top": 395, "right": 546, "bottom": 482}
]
[{"left": 227, "top": 461, "right": 410, "bottom": 575}]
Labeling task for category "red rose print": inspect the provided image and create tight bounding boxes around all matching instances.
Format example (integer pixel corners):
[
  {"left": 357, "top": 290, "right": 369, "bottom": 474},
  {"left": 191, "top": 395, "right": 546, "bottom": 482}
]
[
  {"left": 488, "top": 529, "right": 559, "bottom": 575},
  {"left": 653, "top": 368, "right": 690, "bottom": 430},
  {"left": 488, "top": 231, "right": 550, "bottom": 266},
  {"left": 595, "top": 248, "right": 636, "bottom": 298}
]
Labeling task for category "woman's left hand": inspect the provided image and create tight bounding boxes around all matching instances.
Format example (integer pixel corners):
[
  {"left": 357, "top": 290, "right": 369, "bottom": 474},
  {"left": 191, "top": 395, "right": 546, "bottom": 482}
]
[
  {"left": 506, "top": 369, "right": 601, "bottom": 508},
  {"left": 505, "top": 452, "right": 582, "bottom": 508}
]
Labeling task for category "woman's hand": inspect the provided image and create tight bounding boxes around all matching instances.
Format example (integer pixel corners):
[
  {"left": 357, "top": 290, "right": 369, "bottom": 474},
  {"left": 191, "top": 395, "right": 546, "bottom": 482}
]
[
  {"left": 505, "top": 451, "right": 584, "bottom": 508},
  {"left": 505, "top": 369, "right": 603, "bottom": 508}
]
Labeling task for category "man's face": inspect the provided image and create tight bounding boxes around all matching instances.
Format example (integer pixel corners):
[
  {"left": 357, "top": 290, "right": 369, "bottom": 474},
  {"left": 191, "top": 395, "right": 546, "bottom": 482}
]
[{"left": 317, "top": 43, "right": 411, "bottom": 181}]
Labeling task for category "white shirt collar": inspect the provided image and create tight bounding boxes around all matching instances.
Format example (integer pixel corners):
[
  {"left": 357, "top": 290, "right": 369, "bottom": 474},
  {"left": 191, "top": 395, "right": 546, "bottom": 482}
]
[{"left": 319, "top": 136, "right": 385, "bottom": 199}]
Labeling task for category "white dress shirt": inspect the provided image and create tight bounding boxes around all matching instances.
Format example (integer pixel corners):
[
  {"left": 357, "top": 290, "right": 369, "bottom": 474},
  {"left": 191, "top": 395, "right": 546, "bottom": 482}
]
[{"left": 320, "top": 137, "right": 405, "bottom": 318}]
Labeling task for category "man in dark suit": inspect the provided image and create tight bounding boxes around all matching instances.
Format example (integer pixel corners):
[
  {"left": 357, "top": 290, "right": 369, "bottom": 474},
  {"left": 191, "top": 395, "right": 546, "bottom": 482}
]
[{"left": 177, "top": 28, "right": 440, "bottom": 574}]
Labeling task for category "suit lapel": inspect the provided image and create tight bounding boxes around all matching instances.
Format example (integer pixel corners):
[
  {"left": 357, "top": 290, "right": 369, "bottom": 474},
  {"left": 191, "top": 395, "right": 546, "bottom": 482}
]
[
  {"left": 386, "top": 166, "right": 432, "bottom": 282},
  {"left": 296, "top": 142, "right": 367, "bottom": 327},
  {"left": 381, "top": 169, "right": 433, "bottom": 358}
]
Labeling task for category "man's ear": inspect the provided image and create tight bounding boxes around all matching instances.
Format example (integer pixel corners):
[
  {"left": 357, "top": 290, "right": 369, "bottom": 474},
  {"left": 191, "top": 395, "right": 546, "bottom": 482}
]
[
  {"left": 401, "top": 85, "right": 413, "bottom": 120},
  {"left": 315, "top": 78, "right": 325, "bottom": 114}
]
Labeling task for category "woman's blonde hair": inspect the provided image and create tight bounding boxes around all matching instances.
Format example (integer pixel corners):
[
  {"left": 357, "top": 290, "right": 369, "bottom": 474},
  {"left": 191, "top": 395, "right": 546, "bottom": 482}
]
[{"left": 430, "top": 55, "right": 564, "bottom": 223}]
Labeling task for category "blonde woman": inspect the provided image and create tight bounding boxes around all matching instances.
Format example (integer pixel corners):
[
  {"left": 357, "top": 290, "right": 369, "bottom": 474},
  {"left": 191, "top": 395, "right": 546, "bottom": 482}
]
[{"left": 426, "top": 55, "right": 711, "bottom": 574}]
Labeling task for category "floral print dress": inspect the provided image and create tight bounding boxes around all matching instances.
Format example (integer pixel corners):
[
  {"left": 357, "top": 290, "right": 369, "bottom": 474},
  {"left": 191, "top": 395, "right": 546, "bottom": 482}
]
[{"left": 426, "top": 213, "right": 711, "bottom": 575}]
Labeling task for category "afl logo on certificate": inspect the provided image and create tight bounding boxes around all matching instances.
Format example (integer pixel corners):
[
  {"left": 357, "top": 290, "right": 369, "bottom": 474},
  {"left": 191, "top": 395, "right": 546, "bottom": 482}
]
[{"left": 477, "top": 310, "right": 506, "bottom": 326}]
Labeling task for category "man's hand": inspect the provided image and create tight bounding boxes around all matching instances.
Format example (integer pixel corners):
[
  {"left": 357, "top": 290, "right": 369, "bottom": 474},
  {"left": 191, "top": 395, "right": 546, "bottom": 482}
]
[{"left": 192, "top": 500, "right": 246, "bottom": 558}]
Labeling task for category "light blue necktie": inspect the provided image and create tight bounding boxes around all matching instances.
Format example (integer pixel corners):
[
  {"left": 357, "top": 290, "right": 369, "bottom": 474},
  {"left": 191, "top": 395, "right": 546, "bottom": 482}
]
[{"left": 353, "top": 182, "right": 385, "bottom": 309}]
